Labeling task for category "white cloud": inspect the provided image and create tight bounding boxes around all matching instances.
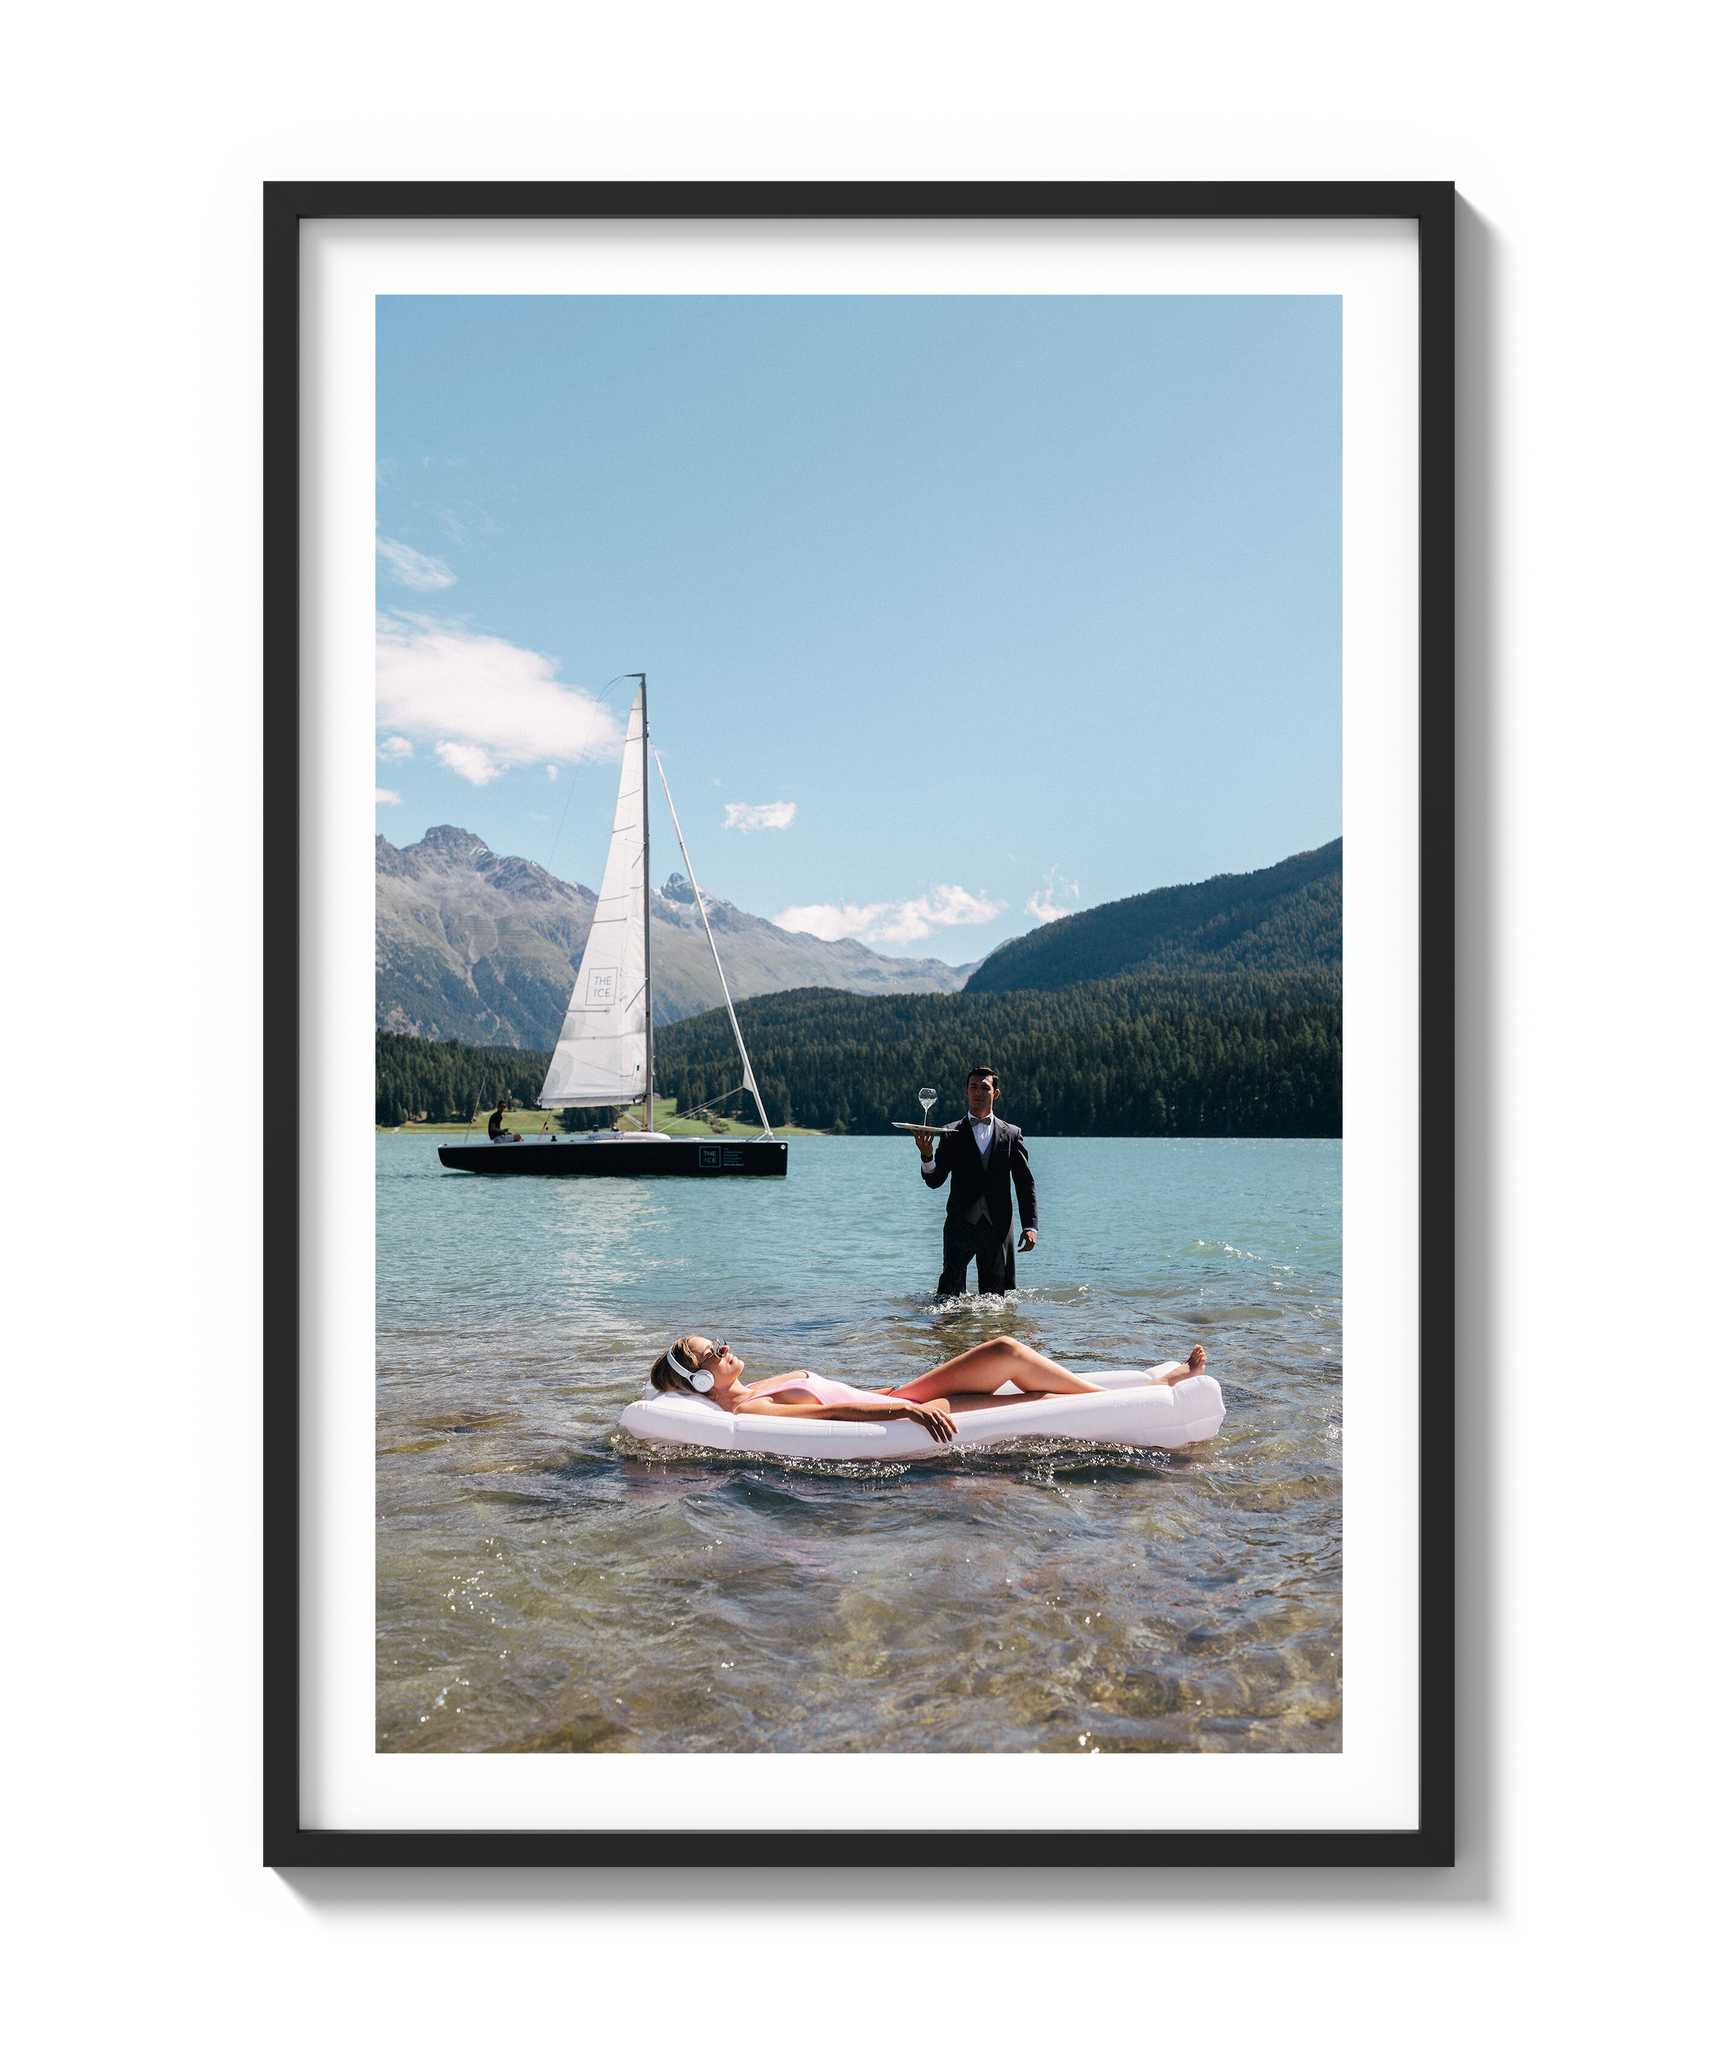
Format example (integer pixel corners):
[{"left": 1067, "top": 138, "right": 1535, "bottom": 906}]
[
  {"left": 435, "top": 741, "right": 503, "bottom": 785},
  {"left": 375, "top": 787, "right": 402, "bottom": 805},
  {"left": 776, "top": 902, "right": 878, "bottom": 943},
  {"left": 377, "top": 735, "right": 414, "bottom": 760},
  {"left": 723, "top": 800, "right": 797, "bottom": 833},
  {"left": 375, "top": 614, "right": 626, "bottom": 786},
  {"left": 777, "top": 884, "right": 1005, "bottom": 951},
  {"left": 377, "top": 537, "right": 456, "bottom": 591},
  {"left": 1025, "top": 866, "right": 1082, "bottom": 923},
  {"left": 545, "top": 765, "right": 558, "bottom": 781}
]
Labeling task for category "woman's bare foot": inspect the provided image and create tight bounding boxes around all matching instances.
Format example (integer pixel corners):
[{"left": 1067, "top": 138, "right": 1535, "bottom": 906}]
[{"left": 1160, "top": 1344, "right": 1208, "bottom": 1388}]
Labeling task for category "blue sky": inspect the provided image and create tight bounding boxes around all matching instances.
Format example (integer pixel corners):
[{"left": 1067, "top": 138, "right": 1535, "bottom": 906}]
[{"left": 376, "top": 294, "right": 1340, "bottom": 962}]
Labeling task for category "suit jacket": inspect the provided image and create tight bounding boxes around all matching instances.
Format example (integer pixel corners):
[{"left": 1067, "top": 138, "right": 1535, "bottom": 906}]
[{"left": 923, "top": 1117, "right": 1037, "bottom": 1234}]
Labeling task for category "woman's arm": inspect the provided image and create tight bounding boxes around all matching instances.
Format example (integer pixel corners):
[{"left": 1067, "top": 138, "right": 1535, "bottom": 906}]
[{"left": 732, "top": 1395, "right": 956, "bottom": 1442}]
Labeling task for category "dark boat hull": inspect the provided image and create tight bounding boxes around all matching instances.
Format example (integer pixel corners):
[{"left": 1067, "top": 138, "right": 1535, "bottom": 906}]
[{"left": 437, "top": 1137, "right": 788, "bottom": 1177}]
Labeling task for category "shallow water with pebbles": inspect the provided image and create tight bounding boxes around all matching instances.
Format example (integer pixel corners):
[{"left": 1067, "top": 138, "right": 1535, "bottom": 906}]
[{"left": 376, "top": 1133, "right": 1341, "bottom": 1753}]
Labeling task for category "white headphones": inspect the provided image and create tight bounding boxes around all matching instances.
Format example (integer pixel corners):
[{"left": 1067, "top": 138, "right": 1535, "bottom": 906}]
[{"left": 664, "top": 1347, "right": 715, "bottom": 1394}]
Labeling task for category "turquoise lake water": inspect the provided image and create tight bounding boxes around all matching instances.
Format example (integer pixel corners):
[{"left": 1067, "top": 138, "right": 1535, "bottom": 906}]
[{"left": 376, "top": 1133, "right": 1342, "bottom": 1753}]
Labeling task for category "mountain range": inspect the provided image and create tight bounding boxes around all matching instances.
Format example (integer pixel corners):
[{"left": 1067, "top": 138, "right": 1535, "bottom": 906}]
[
  {"left": 376, "top": 827, "right": 973, "bottom": 1048},
  {"left": 377, "top": 828, "right": 1341, "bottom": 1050}
]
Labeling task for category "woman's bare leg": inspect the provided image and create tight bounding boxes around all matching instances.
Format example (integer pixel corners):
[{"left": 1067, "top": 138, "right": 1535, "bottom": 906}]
[
  {"left": 889, "top": 1339, "right": 1207, "bottom": 1404},
  {"left": 887, "top": 1338, "right": 1104, "bottom": 1404}
]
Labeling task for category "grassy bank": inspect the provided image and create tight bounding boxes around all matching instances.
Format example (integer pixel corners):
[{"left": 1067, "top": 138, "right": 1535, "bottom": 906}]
[{"left": 379, "top": 1102, "right": 828, "bottom": 1139}]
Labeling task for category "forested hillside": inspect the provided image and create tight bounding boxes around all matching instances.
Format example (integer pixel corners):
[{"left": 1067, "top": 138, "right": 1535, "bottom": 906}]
[
  {"left": 654, "top": 979, "right": 1340, "bottom": 1138},
  {"left": 965, "top": 839, "right": 1341, "bottom": 993},
  {"left": 380, "top": 964, "right": 1340, "bottom": 1135},
  {"left": 376, "top": 1032, "right": 601, "bottom": 1128}
]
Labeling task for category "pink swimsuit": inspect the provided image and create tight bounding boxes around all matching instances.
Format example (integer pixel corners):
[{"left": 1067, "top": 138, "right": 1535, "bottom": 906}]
[{"left": 754, "top": 1370, "right": 901, "bottom": 1409}]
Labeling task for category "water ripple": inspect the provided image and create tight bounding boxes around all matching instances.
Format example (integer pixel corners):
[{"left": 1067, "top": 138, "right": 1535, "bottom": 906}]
[{"left": 376, "top": 1134, "right": 1341, "bottom": 1752}]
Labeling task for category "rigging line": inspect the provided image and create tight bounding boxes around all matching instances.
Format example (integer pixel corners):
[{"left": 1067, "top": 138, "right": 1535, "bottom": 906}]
[
  {"left": 678, "top": 1084, "right": 748, "bottom": 1120},
  {"left": 541, "top": 672, "right": 633, "bottom": 883},
  {"left": 652, "top": 749, "right": 775, "bottom": 1140}
]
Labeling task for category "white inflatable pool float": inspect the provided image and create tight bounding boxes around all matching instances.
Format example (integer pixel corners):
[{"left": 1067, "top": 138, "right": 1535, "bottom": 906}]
[{"left": 620, "top": 1365, "right": 1224, "bottom": 1462}]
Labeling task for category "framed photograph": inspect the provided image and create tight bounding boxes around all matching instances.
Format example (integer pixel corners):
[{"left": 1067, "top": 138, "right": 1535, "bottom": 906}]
[{"left": 265, "top": 181, "right": 1454, "bottom": 1866}]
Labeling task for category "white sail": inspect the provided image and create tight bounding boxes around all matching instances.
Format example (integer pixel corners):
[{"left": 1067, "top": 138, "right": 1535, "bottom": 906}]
[{"left": 540, "top": 686, "right": 651, "bottom": 1108}]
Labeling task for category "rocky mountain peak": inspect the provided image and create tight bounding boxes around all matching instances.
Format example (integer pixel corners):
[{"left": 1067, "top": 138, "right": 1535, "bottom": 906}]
[
  {"left": 415, "top": 825, "right": 493, "bottom": 864},
  {"left": 377, "top": 828, "right": 971, "bottom": 1047}
]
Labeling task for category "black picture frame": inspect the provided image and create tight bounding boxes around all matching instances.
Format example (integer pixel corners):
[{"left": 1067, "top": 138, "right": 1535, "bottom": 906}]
[{"left": 264, "top": 179, "right": 1455, "bottom": 1869}]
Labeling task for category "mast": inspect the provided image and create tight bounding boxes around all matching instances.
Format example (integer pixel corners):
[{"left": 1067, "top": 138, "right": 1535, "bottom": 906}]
[
  {"left": 637, "top": 673, "right": 653, "bottom": 1132},
  {"left": 654, "top": 751, "right": 775, "bottom": 1140}
]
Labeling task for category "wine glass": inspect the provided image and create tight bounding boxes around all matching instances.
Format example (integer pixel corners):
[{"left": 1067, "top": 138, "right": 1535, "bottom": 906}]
[{"left": 918, "top": 1086, "right": 937, "bottom": 1128}]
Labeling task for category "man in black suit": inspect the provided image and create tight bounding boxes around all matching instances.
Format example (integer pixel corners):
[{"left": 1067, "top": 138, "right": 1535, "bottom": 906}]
[{"left": 914, "top": 1065, "right": 1038, "bottom": 1296}]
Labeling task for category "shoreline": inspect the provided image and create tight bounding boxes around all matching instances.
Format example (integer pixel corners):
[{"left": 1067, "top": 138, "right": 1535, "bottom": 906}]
[
  {"left": 375, "top": 1121, "right": 1340, "bottom": 1141},
  {"left": 379, "top": 1113, "right": 828, "bottom": 1138}
]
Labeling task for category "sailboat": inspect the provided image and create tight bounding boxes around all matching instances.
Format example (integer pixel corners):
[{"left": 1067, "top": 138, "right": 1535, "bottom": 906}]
[{"left": 437, "top": 676, "right": 787, "bottom": 1178}]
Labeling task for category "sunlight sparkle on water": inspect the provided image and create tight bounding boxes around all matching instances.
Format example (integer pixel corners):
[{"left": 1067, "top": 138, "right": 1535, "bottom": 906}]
[{"left": 375, "top": 1135, "right": 1342, "bottom": 1753}]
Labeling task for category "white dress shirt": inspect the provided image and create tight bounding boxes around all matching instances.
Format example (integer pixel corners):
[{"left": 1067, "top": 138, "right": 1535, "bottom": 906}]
[{"left": 922, "top": 1113, "right": 994, "bottom": 1176}]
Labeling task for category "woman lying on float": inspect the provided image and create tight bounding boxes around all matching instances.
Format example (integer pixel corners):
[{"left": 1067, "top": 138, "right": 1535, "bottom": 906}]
[{"left": 649, "top": 1333, "right": 1209, "bottom": 1444}]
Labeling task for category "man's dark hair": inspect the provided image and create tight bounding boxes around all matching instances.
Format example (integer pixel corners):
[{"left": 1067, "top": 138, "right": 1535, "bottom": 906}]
[{"left": 967, "top": 1066, "right": 999, "bottom": 1087}]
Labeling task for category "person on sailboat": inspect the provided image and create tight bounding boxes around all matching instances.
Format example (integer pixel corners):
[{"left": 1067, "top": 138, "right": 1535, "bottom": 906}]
[
  {"left": 486, "top": 1098, "right": 521, "bottom": 1143},
  {"left": 913, "top": 1066, "right": 1037, "bottom": 1296},
  {"left": 648, "top": 1333, "right": 1207, "bottom": 1443}
]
